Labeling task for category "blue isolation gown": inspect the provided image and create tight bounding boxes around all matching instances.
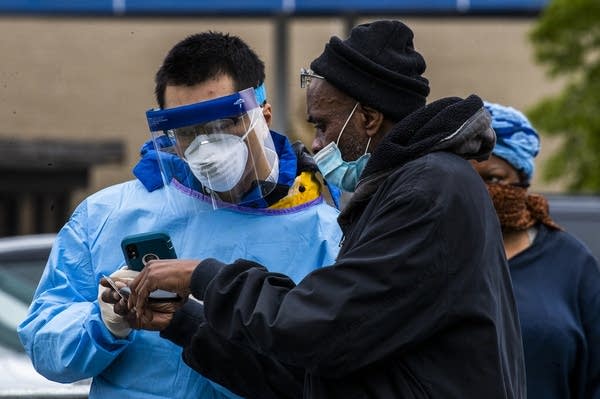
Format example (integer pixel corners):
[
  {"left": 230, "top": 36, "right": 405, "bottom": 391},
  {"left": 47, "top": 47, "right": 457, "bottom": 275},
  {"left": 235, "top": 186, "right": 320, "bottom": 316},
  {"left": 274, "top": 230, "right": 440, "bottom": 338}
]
[{"left": 18, "top": 136, "right": 341, "bottom": 398}]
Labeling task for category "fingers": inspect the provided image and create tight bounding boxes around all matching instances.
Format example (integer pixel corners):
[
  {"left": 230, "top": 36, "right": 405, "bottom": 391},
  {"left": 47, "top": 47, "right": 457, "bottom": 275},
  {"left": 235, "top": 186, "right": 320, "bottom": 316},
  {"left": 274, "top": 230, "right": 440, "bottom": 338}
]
[
  {"left": 100, "top": 277, "right": 129, "bottom": 304},
  {"left": 127, "top": 259, "right": 198, "bottom": 318},
  {"left": 150, "top": 312, "right": 174, "bottom": 331},
  {"left": 128, "top": 307, "right": 174, "bottom": 331},
  {"left": 131, "top": 271, "right": 154, "bottom": 316},
  {"left": 148, "top": 301, "right": 181, "bottom": 313},
  {"left": 129, "top": 261, "right": 168, "bottom": 313},
  {"left": 101, "top": 289, "right": 121, "bottom": 304},
  {"left": 113, "top": 298, "right": 130, "bottom": 316},
  {"left": 127, "top": 268, "right": 145, "bottom": 310},
  {"left": 100, "top": 283, "right": 123, "bottom": 305},
  {"left": 100, "top": 277, "right": 130, "bottom": 288},
  {"left": 99, "top": 278, "right": 112, "bottom": 289}
]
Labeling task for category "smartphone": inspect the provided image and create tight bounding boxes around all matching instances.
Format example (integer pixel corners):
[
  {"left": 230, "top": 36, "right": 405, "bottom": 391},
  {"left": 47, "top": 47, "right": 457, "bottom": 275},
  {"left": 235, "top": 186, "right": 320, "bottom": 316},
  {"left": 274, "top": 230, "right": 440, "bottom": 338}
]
[
  {"left": 118, "top": 286, "right": 181, "bottom": 303},
  {"left": 121, "top": 232, "right": 177, "bottom": 272},
  {"left": 120, "top": 232, "right": 180, "bottom": 301}
]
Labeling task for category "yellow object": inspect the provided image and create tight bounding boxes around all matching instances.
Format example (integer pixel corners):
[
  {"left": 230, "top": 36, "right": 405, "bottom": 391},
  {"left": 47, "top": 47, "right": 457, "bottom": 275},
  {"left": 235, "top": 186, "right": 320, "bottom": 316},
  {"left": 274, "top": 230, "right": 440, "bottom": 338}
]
[{"left": 270, "top": 171, "right": 322, "bottom": 209}]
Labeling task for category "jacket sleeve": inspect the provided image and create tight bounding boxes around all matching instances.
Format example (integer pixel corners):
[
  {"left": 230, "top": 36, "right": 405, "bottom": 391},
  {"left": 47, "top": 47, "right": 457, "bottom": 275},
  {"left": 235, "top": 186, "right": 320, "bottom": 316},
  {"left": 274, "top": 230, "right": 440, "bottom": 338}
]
[
  {"left": 17, "top": 201, "right": 133, "bottom": 383},
  {"left": 193, "top": 172, "right": 464, "bottom": 378},
  {"left": 161, "top": 300, "right": 304, "bottom": 399}
]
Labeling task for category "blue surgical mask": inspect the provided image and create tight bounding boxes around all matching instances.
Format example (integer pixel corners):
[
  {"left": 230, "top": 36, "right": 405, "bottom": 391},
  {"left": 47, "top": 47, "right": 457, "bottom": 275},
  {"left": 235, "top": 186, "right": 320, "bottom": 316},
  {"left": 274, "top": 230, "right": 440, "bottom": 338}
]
[{"left": 314, "top": 103, "right": 371, "bottom": 192}]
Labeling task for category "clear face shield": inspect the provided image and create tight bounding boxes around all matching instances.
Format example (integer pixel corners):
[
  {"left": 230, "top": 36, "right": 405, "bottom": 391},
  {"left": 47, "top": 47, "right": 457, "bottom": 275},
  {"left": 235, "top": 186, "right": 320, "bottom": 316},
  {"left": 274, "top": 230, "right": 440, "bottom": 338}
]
[{"left": 145, "top": 88, "right": 278, "bottom": 210}]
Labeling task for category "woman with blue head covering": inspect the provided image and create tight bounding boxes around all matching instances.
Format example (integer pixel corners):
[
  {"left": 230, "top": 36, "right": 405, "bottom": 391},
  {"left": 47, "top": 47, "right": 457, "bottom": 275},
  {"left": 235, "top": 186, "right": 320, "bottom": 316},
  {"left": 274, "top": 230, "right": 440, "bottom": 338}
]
[
  {"left": 471, "top": 101, "right": 600, "bottom": 399},
  {"left": 476, "top": 102, "right": 561, "bottom": 236}
]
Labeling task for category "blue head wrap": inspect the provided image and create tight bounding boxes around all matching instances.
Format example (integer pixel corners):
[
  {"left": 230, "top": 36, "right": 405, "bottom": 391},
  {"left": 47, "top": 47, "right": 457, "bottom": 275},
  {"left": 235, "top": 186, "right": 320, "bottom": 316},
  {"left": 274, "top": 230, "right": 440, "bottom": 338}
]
[{"left": 484, "top": 102, "right": 540, "bottom": 181}]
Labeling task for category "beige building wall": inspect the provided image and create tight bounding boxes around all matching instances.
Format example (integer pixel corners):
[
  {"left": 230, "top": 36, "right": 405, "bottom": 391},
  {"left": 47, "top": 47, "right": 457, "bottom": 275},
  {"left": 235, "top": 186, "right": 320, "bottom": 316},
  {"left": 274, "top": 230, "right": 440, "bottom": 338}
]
[{"left": 0, "top": 16, "right": 564, "bottom": 213}]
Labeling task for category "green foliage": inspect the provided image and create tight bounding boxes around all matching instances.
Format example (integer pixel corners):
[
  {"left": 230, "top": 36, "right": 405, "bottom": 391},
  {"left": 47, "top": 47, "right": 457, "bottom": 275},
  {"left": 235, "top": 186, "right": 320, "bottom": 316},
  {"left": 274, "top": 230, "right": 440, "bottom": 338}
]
[{"left": 528, "top": 0, "right": 600, "bottom": 191}]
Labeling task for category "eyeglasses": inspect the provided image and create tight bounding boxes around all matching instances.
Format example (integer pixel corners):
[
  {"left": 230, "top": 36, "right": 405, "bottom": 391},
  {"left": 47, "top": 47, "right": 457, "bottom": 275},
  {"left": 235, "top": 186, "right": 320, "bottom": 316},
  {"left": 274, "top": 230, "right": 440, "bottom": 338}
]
[
  {"left": 168, "top": 115, "right": 248, "bottom": 150},
  {"left": 300, "top": 68, "right": 325, "bottom": 88}
]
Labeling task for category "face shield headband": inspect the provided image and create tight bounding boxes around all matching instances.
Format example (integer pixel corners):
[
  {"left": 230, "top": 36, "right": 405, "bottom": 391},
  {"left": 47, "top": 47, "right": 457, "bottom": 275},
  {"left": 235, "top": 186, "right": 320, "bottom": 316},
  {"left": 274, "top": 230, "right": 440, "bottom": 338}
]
[{"left": 145, "top": 87, "right": 278, "bottom": 210}]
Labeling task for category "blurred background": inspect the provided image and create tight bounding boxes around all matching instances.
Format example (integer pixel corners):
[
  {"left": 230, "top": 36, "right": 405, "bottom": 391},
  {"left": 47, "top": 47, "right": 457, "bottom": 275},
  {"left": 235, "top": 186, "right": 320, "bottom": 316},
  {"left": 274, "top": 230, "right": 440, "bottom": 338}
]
[{"left": 0, "top": 0, "right": 598, "bottom": 237}]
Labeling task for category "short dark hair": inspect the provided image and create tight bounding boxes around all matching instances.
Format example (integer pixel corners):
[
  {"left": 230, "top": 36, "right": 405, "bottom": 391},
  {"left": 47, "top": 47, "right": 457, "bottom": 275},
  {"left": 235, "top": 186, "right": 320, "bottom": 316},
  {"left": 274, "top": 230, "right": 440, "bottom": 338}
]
[{"left": 154, "top": 31, "right": 266, "bottom": 108}]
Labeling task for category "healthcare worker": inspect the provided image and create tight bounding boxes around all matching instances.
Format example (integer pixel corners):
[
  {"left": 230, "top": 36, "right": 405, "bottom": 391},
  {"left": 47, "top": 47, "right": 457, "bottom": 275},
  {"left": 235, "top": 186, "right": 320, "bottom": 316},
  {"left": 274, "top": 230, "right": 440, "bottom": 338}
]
[{"left": 17, "top": 32, "right": 341, "bottom": 399}]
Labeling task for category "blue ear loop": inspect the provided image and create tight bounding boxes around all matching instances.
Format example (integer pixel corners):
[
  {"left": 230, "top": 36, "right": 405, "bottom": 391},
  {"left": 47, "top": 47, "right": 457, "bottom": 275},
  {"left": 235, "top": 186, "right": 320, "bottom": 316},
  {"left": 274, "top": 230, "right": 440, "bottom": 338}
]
[{"left": 254, "top": 83, "right": 267, "bottom": 105}]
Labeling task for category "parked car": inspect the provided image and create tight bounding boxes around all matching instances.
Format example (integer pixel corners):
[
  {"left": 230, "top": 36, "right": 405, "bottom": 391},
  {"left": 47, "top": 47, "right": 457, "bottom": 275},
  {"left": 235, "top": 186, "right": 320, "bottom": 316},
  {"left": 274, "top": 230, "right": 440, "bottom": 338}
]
[
  {"left": 0, "top": 233, "right": 89, "bottom": 397},
  {"left": 546, "top": 193, "right": 600, "bottom": 260}
]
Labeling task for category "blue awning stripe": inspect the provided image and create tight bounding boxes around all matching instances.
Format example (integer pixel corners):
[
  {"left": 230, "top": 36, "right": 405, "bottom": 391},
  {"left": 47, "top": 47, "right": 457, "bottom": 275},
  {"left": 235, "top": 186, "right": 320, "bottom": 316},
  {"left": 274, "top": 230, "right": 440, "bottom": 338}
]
[{"left": 0, "top": 0, "right": 548, "bottom": 15}]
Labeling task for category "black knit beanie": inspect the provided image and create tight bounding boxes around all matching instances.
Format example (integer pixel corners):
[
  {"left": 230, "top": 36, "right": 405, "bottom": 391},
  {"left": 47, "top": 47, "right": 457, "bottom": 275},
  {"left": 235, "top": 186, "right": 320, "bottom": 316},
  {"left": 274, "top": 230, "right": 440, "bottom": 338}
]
[{"left": 310, "top": 20, "right": 430, "bottom": 122}]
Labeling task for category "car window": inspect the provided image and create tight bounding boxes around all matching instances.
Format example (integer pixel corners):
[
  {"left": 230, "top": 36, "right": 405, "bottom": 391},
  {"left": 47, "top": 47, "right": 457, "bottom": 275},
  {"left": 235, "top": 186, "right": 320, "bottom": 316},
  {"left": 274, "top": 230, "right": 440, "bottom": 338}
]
[
  {"left": 0, "top": 235, "right": 53, "bottom": 352},
  {"left": 0, "top": 258, "right": 47, "bottom": 302}
]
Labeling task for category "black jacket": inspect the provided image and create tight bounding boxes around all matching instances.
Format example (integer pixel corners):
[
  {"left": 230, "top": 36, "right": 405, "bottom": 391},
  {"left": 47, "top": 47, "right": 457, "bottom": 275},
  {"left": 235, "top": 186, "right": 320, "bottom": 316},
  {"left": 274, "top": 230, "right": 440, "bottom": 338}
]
[{"left": 162, "top": 95, "right": 526, "bottom": 399}]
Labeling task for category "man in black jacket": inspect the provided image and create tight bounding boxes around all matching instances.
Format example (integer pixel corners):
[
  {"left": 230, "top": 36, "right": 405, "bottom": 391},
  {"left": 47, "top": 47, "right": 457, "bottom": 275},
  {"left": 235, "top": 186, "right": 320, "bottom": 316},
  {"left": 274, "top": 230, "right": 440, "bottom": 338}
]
[{"left": 119, "top": 20, "right": 526, "bottom": 399}]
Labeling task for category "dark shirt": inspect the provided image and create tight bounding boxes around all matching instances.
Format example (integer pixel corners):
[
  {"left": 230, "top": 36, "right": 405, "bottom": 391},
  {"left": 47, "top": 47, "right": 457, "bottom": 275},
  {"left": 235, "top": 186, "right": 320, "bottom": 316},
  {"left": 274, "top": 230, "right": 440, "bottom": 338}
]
[{"left": 510, "top": 224, "right": 600, "bottom": 399}]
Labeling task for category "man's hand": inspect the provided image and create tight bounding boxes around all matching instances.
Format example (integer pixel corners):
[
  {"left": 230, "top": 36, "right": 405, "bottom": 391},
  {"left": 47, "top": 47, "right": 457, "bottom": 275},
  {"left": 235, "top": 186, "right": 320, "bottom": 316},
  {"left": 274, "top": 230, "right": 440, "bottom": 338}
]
[
  {"left": 130, "top": 302, "right": 183, "bottom": 331},
  {"left": 100, "top": 275, "right": 186, "bottom": 331},
  {"left": 98, "top": 268, "right": 139, "bottom": 338},
  {"left": 99, "top": 277, "right": 131, "bottom": 317},
  {"left": 128, "top": 259, "right": 199, "bottom": 321}
]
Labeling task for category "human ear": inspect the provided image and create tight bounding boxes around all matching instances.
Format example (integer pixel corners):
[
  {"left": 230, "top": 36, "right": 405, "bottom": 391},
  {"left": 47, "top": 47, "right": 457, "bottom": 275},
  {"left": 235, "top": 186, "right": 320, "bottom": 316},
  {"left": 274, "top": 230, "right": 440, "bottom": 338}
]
[
  {"left": 262, "top": 103, "right": 273, "bottom": 126},
  {"left": 359, "top": 105, "right": 385, "bottom": 137}
]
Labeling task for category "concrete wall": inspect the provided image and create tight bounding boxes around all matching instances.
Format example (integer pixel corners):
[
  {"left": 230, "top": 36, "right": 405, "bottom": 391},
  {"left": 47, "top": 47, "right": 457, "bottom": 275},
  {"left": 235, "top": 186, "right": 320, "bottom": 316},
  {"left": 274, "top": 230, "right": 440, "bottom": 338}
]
[{"left": 0, "top": 16, "right": 564, "bottom": 212}]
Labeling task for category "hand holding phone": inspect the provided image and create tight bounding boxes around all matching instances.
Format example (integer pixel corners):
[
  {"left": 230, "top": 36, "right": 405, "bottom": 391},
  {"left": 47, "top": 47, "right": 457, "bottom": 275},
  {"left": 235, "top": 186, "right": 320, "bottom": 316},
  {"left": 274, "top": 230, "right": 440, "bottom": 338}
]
[{"left": 127, "top": 259, "right": 199, "bottom": 321}]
